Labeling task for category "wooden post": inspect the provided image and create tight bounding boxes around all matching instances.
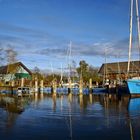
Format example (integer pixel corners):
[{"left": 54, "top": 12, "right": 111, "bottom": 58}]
[
  {"left": 68, "top": 78, "right": 72, "bottom": 94},
  {"left": 10, "top": 80, "right": 15, "bottom": 94},
  {"left": 35, "top": 80, "right": 38, "bottom": 93},
  {"left": 79, "top": 78, "right": 83, "bottom": 94},
  {"left": 30, "top": 81, "right": 32, "bottom": 87},
  {"left": 11, "top": 80, "right": 15, "bottom": 87},
  {"left": 53, "top": 80, "right": 57, "bottom": 94},
  {"left": 21, "top": 78, "right": 24, "bottom": 87},
  {"left": 40, "top": 80, "right": 44, "bottom": 92},
  {"left": 89, "top": 78, "right": 92, "bottom": 93}
]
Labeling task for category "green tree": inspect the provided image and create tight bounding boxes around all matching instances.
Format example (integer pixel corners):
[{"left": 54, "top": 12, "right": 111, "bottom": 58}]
[
  {"left": 76, "top": 60, "right": 89, "bottom": 82},
  {"left": 76, "top": 60, "right": 102, "bottom": 84}
]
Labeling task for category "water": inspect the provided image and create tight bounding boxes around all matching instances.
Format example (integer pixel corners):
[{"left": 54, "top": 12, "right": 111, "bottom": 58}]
[{"left": 0, "top": 93, "right": 140, "bottom": 140}]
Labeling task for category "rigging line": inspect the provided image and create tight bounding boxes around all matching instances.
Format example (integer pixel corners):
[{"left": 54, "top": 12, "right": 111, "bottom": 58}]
[
  {"left": 60, "top": 63, "right": 63, "bottom": 84},
  {"left": 68, "top": 41, "right": 72, "bottom": 79},
  {"left": 136, "top": 0, "right": 140, "bottom": 74},
  {"left": 127, "top": 0, "right": 134, "bottom": 75},
  {"left": 136, "top": 0, "right": 140, "bottom": 48},
  {"left": 117, "top": 54, "right": 121, "bottom": 83}
]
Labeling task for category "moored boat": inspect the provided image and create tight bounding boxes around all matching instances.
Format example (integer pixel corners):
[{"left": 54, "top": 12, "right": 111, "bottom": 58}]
[
  {"left": 127, "top": 79, "right": 140, "bottom": 94},
  {"left": 126, "top": 0, "right": 140, "bottom": 95},
  {"left": 17, "top": 87, "right": 33, "bottom": 96}
]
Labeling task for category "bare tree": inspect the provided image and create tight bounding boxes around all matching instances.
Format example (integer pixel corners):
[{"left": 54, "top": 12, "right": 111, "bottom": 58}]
[
  {"left": 0, "top": 48, "right": 5, "bottom": 66},
  {"left": 5, "top": 47, "right": 17, "bottom": 64}
]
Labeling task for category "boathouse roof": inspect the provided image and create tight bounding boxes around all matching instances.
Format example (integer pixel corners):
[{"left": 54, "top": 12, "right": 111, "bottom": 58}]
[
  {"left": 98, "top": 60, "right": 140, "bottom": 74},
  {"left": 0, "top": 62, "right": 32, "bottom": 75}
]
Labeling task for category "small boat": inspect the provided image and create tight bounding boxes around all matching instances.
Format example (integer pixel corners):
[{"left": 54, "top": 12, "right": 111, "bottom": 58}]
[
  {"left": 62, "top": 82, "right": 79, "bottom": 88},
  {"left": 93, "top": 87, "right": 107, "bottom": 93},
  {"left": 17, "top": 87, "right": 33, "bottom": 96}
]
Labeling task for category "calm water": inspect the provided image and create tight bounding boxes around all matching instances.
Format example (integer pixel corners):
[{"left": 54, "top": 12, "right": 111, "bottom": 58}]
[{"left": 0, "top": 93, "right": 140, "bottom": 140}]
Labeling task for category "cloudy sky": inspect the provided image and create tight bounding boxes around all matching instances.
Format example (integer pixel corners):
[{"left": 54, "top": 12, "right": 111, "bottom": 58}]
[{"left": 0, "top": 0, "right": 139, "bottom": 71}]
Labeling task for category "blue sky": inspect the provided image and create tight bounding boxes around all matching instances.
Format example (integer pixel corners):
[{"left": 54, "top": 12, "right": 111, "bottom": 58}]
[{"left": 0, "top": 0, "right": 139, "bottom": 72}]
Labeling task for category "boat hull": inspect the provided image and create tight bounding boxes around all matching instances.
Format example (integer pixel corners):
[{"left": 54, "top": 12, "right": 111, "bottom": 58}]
[
  {"left": 93, "top": 87, "right": 107, "bottom": 93},
  {"left": 127, "top": 79, "right": 140, "bottom": 94}
]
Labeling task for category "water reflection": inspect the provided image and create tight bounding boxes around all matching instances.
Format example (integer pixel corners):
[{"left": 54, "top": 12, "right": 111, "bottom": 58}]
[
  {"left": 0, "top": 93, "right": 140, "bottom": 140},
  {"left": 0, "top": 96, "right": 31, "bottom": 114},
  {"left": 68, "top": 93, "right": 73, "bottom": 103},
  {"left": 89, "top": 93, "right": 93, "bottom": 104},
  {"left": 128, "top": 97, "right": 140, "bottom": 140},
  {"left": 52, "top": 93, "right": 57, "bottom": 111}
]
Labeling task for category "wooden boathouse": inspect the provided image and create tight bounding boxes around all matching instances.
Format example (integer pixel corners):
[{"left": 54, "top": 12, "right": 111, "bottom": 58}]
[
  {"left": 0, "top": 62, "right": 32, "bottom": 87},
  {"left": 98, "top": 60, "right": 140, "bottom": 84}
]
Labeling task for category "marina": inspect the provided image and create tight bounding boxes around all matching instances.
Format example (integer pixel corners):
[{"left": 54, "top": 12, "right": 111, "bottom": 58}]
[{"left": 1, "top": 0, "right": 140, "bottom": 139}]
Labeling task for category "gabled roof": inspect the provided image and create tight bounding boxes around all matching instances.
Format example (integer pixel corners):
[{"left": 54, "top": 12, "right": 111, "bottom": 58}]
[
  {"left": 0, "top": 62, "right": 32, "bottom": 75},
  {"left": 98, "top": 60, "right": 140, "bottom": 74}
]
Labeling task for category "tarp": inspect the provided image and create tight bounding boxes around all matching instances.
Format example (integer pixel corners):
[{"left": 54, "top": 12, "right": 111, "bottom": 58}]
[{"left": 15, "top": 73, "right": 31, "bottom": 79}]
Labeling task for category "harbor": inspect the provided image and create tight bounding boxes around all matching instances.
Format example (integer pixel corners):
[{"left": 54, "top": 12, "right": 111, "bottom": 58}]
[
  {"left": 1, "top": 0, "right": 140, "bottom": 139},
  {"left": 0, "top": 60, "right": 136, "bottom": 97}
]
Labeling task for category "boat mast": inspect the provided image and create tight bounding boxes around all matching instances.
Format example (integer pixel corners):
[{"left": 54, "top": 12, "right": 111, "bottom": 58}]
[
  {"left": 136, "top": 0, "right": 140, "bottom": 48},
  {"left": 103, "top": 48, "right": 107, "bottom": 85},
  {"left": 60, "top": 63, "right": 63, "bottom": 85},
  {"left": 127, "top": 0, "right": 134, "bottom": 75},
  {"left": 68, "top": 41, "right": 72, "bottom": 81},
  {"left": 136, "top": 0, "right": 140, "bottom": 74}
]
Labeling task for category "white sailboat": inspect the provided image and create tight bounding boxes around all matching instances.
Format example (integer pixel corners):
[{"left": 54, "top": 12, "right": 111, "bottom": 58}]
[
  {"left": 62, "top": 41, "right": 79, "bottom": 89},
  {"left": 127, "top": 0, "right": 140, "bottom": 94}
]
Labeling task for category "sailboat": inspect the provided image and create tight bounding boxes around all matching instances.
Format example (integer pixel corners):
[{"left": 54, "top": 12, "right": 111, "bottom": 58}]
[
  {"left": 62, "top": 41, "right": 79, "bottom": 89},
  {"left": 127, "top": 0, "right": 140, "bottom": 94}
]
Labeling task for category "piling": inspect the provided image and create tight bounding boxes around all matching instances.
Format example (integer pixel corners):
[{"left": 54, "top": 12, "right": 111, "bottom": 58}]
[
  {"left": 68, "top": 78, "right": 72, "bottom": 94},
  {"left": 30, "top": 81, "right": 32, "bottom": 88},
  {"left": 11, "top": 80, "right": 15, "bottom": 94},
  {"left": 52, "top": 80, "right": 57, "bottom": 94},
  {"left": 11, "top": 80, "right": 15, "bottom": 87},
  {"left": 79, "top": 78, "right": 83, "bottom": 94},
  {"left": 89, "top": 78, "right": 93, "bottom": 93},
  {"left": 40, "top": 80, "right": 44, "bottom": 92},
  {"left": 35, "top": 80, "right": 38, "bottom": 93},
  {"left": 21, "top": 78, "right": 24, "bottom": 87}
]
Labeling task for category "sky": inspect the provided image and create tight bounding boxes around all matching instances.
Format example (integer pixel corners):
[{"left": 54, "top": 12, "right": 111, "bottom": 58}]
[{"left": 0, "top": 0, "right": 139, "bottom": 72}]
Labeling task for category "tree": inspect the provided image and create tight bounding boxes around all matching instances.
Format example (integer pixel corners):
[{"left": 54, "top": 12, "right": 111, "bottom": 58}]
[
  {"left": 88, "top": 66, "right": 102, "bottom": 83},
  {"left": 76, "top": 60, "right": 102, "bottom": 84},
  {"left": 5, "top": 47, "right": 17, "bottom": 64},
  {"left": 0, "top": 48, "right": 5, "bottom": 66},
  {"left": 76, "top": 60, "right": 89, "bottom": 82},
  {"left": 33, "top": 66, "right": 43, "bottom": 81}
]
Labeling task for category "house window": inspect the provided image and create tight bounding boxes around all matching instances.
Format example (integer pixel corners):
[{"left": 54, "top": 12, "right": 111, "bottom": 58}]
[{"left": 5, "top": 81, "right": 9, "bottom": 85}]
